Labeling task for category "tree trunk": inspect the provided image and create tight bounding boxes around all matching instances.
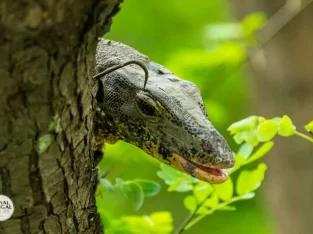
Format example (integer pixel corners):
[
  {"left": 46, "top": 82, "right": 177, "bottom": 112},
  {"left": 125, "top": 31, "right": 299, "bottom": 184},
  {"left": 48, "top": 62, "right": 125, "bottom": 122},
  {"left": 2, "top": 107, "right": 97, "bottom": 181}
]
[
  {"left": 0, "top": 0, "right": 121, "bottom": 233},
  {"left": 231, "top": 1, "right": 313, "bottom": 234}
]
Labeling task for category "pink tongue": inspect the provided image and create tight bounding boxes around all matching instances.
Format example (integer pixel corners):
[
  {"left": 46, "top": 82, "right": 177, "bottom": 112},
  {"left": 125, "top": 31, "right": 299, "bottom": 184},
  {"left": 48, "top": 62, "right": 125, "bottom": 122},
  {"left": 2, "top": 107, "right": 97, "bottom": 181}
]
[
  {"left": 187, "top": 159, "right": 223, "bottom": 176},
  {"left": 199, "top": 166, "right": 223, "bottom": 176}
]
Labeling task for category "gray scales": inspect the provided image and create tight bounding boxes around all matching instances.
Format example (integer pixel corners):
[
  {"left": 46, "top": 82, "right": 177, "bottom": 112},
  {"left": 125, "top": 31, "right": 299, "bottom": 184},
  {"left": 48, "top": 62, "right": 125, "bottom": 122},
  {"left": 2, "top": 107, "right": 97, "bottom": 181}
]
[{"left": 93, "top": 38, "right": 234, "bottom": 184}]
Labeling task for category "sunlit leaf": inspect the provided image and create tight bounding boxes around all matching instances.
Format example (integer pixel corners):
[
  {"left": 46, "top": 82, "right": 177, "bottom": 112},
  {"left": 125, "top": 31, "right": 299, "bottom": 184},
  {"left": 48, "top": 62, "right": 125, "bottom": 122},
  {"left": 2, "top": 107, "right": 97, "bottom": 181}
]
[
  {"left": 107, "top": 211, "right": 174, "bottom": 234},
  {"left": 241, "top": 12, "right": 267, "bottom": 43},
  {"left": 133, "top": 180, "right": 161, "bottom": 197},
  {"left": 212, "top": 43, "right": 246, "bottom": 66},
  {"left": 256, "top": 120, "right": 278, "bottom": 141},
  {"left": 168, "top": 177, "right": 193, "bottom": 192},
  {"left": 193, "top": 181, "right": 213, "bottom": 201},
  {"left": 244, "top": 129, "right": 259, "bottom": 147},
  {"left": 228, "top": 116, "right": 258, "bottom": 134},
  {"left": 258, "top": 116, "right": 266, "bottom": 123},
  {"left": 121, "top": 216, "right": 150, "bottom": 233},
  {"left": 213, "top": 177, "right": 233, "bottom": 201},
  {"left": 184, "top": 195, "right": 197, "bottom": 211},
  {"left": 278, "top": 115, "right": 296, "bottom": 137},
  {"left": 196, "top": 205, "right": 210, "bottom": 215},
  {"left": 241, "top": 192, "right": 256, "bottom": 200},
  {"left": 150, "top": 211, "right": 174, "bottom": 234},
  {"left": 233, "top": 132, "right": 246, "bottom": 144},
  {"left": 304, "top": 120, "right": 313, "bottom": 133},
  {"left": 204, "top": 192, "right": 219, "bottom": 208},
  {"left": 271, "top": 117, "right": 282, "bottom": 124},
  {"left": 236, "top": 163, "right": 267, "bottom": 195},
  {"left": 228, "top": 155, "right": 246, "bottom": 173},
  {"left": 245, "top": 141, "right": 274, "bottom": 164},
  {"left": 237, "top": 143, "right": 254, "bottom": 159},
  {"left": 204, "top": 23, "right": 243, "bottom": 41},
  {"left": 234, "top": 155, "right": 246, "bottom": 167}
]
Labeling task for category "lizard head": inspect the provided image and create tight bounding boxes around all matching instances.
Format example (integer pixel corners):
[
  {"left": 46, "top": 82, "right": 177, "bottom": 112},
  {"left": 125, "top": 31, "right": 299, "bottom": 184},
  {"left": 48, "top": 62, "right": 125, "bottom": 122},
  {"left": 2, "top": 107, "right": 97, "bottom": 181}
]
[{"left": 94, "top": 39, "right": 234, "bottom": 184}]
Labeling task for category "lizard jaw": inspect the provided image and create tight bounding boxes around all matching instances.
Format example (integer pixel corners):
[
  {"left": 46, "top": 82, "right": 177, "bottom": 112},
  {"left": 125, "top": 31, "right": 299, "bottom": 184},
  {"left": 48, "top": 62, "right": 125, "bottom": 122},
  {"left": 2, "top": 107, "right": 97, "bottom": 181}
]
[{"left": 172, "top": 153, "right": 228, "bottom": 184}]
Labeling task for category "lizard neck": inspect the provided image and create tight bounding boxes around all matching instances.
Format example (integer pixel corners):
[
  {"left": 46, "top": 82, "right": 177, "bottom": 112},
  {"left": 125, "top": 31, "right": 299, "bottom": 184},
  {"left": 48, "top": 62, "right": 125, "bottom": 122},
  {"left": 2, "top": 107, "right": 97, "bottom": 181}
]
[{"left": 93, "top": 107, "right": 119, "bottom": 151}]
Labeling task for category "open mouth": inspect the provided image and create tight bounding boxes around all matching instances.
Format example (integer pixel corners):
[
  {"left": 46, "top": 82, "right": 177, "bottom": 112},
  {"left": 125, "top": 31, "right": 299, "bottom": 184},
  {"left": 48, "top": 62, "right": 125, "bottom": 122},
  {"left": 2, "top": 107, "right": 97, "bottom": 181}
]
[{"left": 172, "top": 154, "right": 228, "bottom": 184}]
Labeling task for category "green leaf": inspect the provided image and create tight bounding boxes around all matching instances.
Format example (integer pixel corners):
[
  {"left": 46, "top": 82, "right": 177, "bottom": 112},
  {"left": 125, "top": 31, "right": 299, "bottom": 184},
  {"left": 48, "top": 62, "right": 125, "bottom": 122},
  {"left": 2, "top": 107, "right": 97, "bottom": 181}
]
[
  {"left": 228, "top": 116, "right": 258, "bottom": 134},
  {"left": 258, "top": 116, "right": 266, "bottom": 123},
  {"left": 133, "top": 180, "right": 161, "bottom": 197},
  {"left": 109, "top": 212, "right": 174, "bottom": 234},
  {"left": 121, "top": 216, "right": 150, "bottom": 233},
  {"left": 193, "top": 181, "right": 213, "bottom": 201},
  {"left": 246, "top": 141, "right": 274, "bottom": 164},
  {"left": 237, "top": 143, "right": 254, "bottom": 159},
  {"left": 196, "top": 205, "right": 210, "bottom": 215},
  {"left": 241, "top": 12, "right": 267, "bottom": 43},
  {"left": 230, "top": 154, "right": 246, "bottom": 171},
  {"left": 233, "top": 132, "right": 247, "bottom": 144},
  {"left": 278, "top": 115, "right": 296, "bottom": 137},
  {"left": 256, "top": 120, "right": 278, "bottom": 141},
  {"left": 99, "top": 178, "right": 115, "bottom": 192},
  {"left": 244, "top": 130, "right": 260, "bottom": 147},
  {"left": 304, "top": 120, "right": 313, "bottom": 133},
  {"left": 157, "top": 164, "right": 184, "bottom": 184},
  {"left": 150, "top": 212, "right": 174, "bottom": 234},
  {"left": 184, "top": 195, "right": 197, "bottom": 211},
  {"left": 241, "top": 192, "right": 256, "bottom": 200},
  {"left": 204, "top": 192, "right": 219, "bottom": 208},
  {"left": 168, "top": 177, "right": 193, "bottom": 192},
  {"left": 125, "top": 183, "right": 145, "bottom": 211},
  {"left": 116, "top": 178, "right": 128, "bottom": 196},
  {"left": 204, "top": 23, "right": 243, "bottom": 41},
  {"left": 236, "top": 163, "right": 267, "bottom": 195},
  {"left": 272, "top": 117, "right": 282, "bottom": 124},
  {"left": 213, "top": 177, "right": 233, "bottom": 201}
]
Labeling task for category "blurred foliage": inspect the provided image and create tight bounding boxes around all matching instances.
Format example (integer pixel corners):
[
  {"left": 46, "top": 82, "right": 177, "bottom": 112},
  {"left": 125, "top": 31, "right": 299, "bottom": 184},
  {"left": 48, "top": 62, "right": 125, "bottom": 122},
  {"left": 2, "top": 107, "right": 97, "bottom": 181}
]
[
  {"left": 103, "top": 211, "right": 174, "bottom": 234},
  {"left": 97, "top": 114, "right": 313, "bottom": 233},
  {"left": 96, "top": 1, "right": 275, "bottom": 234},
  {"left": 229, "top": 115, "right": 313, "bottom": 144}
]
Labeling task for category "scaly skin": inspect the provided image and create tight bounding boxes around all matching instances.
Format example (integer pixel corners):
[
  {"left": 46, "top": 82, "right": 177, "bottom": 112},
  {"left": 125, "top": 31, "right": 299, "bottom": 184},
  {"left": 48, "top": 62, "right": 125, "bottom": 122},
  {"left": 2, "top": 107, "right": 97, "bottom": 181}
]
[{"left": 93, "top": 38, "right": 234, "bottom": 183}]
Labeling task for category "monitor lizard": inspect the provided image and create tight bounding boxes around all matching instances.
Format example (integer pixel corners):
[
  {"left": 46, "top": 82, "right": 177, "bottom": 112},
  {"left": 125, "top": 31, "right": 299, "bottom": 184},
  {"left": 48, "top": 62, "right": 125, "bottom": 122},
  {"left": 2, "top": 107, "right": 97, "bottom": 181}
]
[{"left": 93, "top": 38, "right": 234, "bottom": 184}]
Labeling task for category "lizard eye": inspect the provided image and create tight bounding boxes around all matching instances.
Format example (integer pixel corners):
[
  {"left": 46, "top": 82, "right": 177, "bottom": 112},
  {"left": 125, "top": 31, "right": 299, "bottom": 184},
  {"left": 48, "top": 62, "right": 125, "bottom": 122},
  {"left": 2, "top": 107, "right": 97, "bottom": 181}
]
[{"left": 137, "top": 99, "right": 157, "bottom": 116}]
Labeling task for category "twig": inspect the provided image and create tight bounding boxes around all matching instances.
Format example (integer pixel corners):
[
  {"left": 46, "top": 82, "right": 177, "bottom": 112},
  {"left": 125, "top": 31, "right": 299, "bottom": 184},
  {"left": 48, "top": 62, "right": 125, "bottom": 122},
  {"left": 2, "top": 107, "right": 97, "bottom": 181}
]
[
  {"left": 257, "top": 0, "right": 313, "bottom": 46},
  {"left": 183, "top": 197, "right": 242, "bottom": 231},
  {"left": 209, "top": 0, "right": 313, "bottom": 97},
  {"left": 295, "top": 131, "right": 313, "bottom": 143},
  {"left": 172, "top": 195, "right": 211, "bottom": 234},
  {"left": 249, "top": 0, "right": 313, "bottom": 69},
  {"left": 172, "top": 211, "right": 194, "bottom": 234}
]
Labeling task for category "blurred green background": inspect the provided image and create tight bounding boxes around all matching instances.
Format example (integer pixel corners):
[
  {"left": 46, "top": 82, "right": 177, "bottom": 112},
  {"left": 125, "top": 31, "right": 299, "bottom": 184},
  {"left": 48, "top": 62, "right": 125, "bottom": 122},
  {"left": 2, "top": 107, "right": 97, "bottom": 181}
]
[{"left": 97, "top": 0, "right": 274, "bottom": 233}]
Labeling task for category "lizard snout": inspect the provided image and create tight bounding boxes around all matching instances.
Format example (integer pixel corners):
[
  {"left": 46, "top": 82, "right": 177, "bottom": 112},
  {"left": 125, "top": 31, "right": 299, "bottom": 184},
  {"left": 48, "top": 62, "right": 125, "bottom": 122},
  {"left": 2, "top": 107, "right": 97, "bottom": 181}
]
[{"left": 200, "top": 133, "right": 235, "bottom": 169}]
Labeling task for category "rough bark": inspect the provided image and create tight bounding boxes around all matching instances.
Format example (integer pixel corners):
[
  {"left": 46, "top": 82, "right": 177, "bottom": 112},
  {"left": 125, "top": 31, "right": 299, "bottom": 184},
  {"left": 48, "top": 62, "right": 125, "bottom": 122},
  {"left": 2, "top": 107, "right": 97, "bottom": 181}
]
[
  {"left": 231, "top": 1, "right": 313, "bottom": 234},
  {"left": 0, "top": 0, "right": 121, "bottom": 233}
]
